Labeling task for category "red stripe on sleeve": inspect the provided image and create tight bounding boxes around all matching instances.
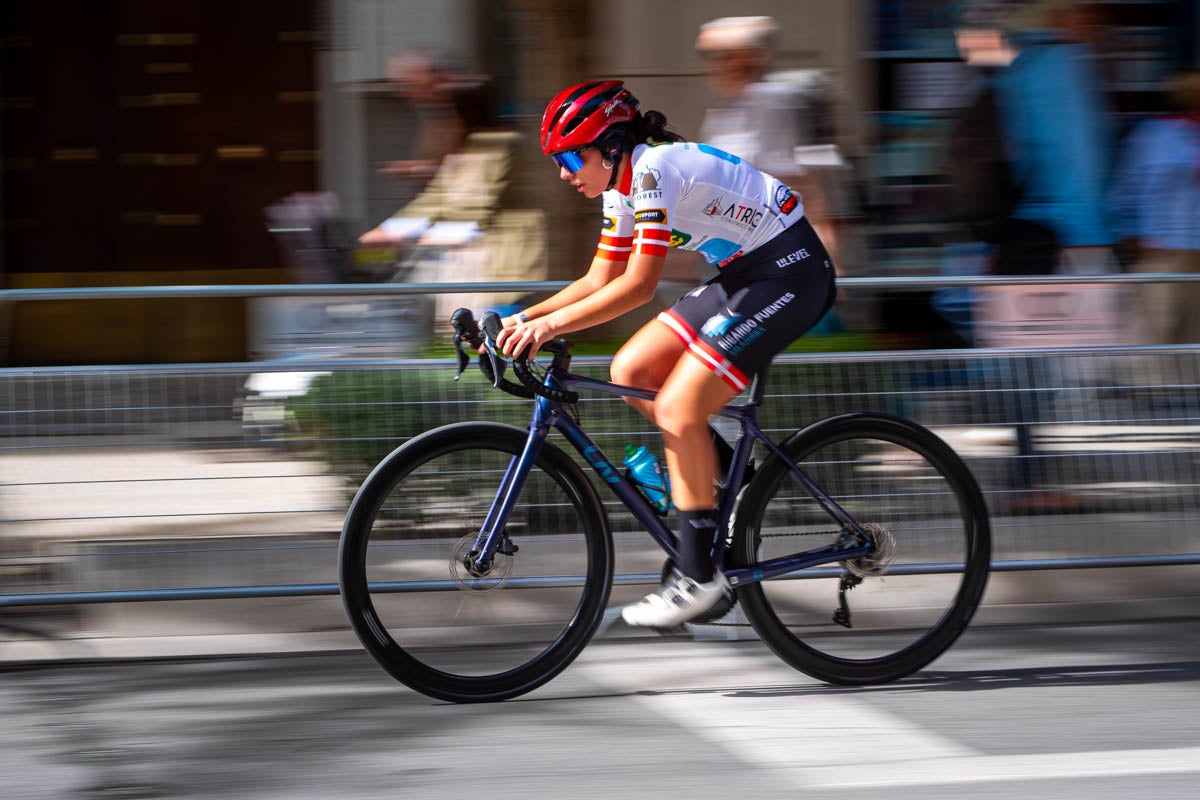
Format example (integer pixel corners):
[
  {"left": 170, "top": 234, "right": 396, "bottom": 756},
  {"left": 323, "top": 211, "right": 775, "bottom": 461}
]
[{"left": 636, "top": 242, "right": 669, "bottom": 258}]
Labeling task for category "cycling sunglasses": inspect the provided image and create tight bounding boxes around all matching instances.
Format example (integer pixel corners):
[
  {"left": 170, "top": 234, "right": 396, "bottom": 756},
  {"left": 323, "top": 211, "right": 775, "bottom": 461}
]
[{"left": 551, "top": 148, "right": 587, "bottom": 173}]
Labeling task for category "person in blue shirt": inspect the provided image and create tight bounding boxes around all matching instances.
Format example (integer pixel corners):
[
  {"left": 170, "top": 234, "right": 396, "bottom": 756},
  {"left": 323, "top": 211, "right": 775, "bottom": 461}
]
[
  {"left": 990, "top": 0, "right": 1117, "bottom": 273},
  {"left": 1110, "top": 69, "right": 1200, "bottom": 347}
]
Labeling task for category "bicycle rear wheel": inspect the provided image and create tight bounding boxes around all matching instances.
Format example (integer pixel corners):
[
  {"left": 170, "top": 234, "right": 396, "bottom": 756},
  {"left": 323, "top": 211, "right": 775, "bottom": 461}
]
[
  {"left": 339, "top": 422, "right": 613, "bottom": 702},
  {"left": 731, "top": 413, "right": 990, "bottom": 685}
]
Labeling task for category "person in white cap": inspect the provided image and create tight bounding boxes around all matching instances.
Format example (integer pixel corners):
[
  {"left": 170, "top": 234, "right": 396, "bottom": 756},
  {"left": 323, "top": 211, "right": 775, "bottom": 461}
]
[{"left": 695, "top": 16, "right": 848, "bottom": 265}]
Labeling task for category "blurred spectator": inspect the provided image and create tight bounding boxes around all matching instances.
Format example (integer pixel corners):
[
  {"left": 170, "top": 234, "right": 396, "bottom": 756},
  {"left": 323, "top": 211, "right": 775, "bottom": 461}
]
[
  {"left": 375, "top": 48, "right": 476, "bottom": 187},
  {"left": 357, "top": 61, "right": 546, "bottom": 320},
  {"left": 694, "top": 16, "right": 855, "bottom": 268},
  {"left": 991, "top": 0, "right": 1117, "bottom": 275},
  {"left": 1110, "top": 68, "right": 1200, "bottom": 347},
  {"left": 359, "top": 53, "right": 502, "bottom": 252},
  {"left": 941, "top": 0, "right": 1121, "bottom": 513}
]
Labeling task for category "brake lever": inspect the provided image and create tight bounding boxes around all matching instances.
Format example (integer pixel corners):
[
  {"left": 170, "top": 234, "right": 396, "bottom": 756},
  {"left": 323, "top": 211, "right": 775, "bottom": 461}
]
[
  {"left": 452, "top": 333, "right": 470, "bottom": 381},
  {"left": 479, "top": 311, "right": 506, "bottom": 389},
  {"left": 450, "top": 307, "right": 482, "bottom": 382}
]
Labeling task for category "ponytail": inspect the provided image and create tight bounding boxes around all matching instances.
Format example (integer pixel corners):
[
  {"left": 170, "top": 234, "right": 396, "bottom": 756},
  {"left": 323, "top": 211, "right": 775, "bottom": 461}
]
[
  {"left": 592, "top": 107, "right": 686, "bottom": 190},
  {"left": 636, "top": 110, "right": 685, "bottom": 144}
]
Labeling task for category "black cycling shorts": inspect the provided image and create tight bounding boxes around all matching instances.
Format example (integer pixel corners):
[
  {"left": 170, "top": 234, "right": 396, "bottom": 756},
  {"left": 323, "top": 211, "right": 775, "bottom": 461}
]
[{"left": 657, "top": 218, "right": 836, "bottom": 391}]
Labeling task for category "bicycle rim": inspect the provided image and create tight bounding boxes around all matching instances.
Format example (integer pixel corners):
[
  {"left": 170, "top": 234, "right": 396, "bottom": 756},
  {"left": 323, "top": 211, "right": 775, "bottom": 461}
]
[
  {"left": 340, "top": 424, "right": 612, "bottom": 702},
  {"left": 734, "top": 414, "right": 990, "bottom": 684}
]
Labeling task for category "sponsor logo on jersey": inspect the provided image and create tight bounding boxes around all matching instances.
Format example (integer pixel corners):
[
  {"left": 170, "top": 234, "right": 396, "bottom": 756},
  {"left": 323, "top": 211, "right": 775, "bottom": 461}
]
[
  {"left": 703, "top": 196, "right": 762, "bottom": 229},
  {"left": 752, "top": 292, "right": 796, "bottom": 322},
  {"left": 704, "top": 309, "right": 766, "bottom": 355},
  {"left": 634, "top": 166, "right": 663, "bottom": 200},
  {"left": 669, "top": 229, "right": 692, "bottom": 247},
  {"left": 722, "top": 203, "right": 762, "bottom": 229},
  {"left": 775, "top": 248, "right": 811, "bottom": 268},
  {"left": 717, "top": 249, "right": 744, "bottom": 268},
  {"left": 634, "top": 208, "right": 668, "bottom": 225},
  {"left": 774, "top": 184, "right": 798, "bottom": 215},
  {"left": 701, "top": 310, "right": 745, "bottom": 338},
  {"left": 695, "top": 237, "right": 741, "bottom": 265},
  {"left": 637, "top": 167, "right": 661, "bottom": 191},
  {"left": 601, "top": 216, "right": 616, "bottom": 230}
]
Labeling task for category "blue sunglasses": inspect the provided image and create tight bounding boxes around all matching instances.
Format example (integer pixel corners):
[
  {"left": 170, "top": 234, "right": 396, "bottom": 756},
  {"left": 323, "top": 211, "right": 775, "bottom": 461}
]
[{"left": 551, "top": 149, "right": 586, "bottom": 173}]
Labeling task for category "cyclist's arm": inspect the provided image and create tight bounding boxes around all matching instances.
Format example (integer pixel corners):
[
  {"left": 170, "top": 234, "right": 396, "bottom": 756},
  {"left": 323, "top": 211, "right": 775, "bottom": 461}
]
[
  {"left": 541, "top": 251, "right": 663, "bottom": 333},
  {"left": 496, "top": 251, "right": 662, "bottom": 356},
  {"left": 504, "top": 254, "right": 628, "bottom": 326}
]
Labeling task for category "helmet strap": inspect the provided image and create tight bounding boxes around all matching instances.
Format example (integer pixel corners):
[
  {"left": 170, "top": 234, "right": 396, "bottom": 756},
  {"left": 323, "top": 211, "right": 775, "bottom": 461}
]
[{"left": 604, "top": 148, "right": 623, "bottom": 191}]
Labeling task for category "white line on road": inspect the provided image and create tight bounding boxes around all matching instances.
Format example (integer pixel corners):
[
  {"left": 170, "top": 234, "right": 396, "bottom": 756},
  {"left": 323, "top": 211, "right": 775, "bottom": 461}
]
[
  {"left": 803, "top": 747, "right": 1200, "bottom": 788},
  {"left": 576, "top": 642, "right": 1200, "bottom": 789}
]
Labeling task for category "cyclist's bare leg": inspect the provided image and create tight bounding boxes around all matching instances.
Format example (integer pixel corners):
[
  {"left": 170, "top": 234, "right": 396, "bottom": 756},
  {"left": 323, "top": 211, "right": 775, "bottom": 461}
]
[
  {"left": 609, "top": 319, "right": 686, "bottom": 422},
  {"left": 653, "top": 355, "right": 737, "bottom": 511}
]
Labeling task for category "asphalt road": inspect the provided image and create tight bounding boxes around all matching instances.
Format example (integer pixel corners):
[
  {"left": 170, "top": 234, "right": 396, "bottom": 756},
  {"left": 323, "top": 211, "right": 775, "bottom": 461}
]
[{"left": 2, "top": 618, "right": 1198, "bottom": 800}]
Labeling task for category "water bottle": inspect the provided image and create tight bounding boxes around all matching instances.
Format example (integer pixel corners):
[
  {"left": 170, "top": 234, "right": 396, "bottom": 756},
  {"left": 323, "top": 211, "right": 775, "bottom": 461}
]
[{"left": 623, "top": 444, "right": 672, "bottom": 515}]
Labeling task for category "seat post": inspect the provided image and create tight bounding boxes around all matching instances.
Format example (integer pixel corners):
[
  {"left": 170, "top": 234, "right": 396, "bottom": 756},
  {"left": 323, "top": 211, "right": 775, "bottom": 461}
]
[{"left": 747, "top": 373, "right": 768, "bottom": 406}]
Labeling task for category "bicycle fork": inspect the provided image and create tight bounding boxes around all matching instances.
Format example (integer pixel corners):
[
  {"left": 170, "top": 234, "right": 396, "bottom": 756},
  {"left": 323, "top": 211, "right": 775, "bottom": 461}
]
[{"left": 465, "top": 422, "right": 551, "bottom": 576}]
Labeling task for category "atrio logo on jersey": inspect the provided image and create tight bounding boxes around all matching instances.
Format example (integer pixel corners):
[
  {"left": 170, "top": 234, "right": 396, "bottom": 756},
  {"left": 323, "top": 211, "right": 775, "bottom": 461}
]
[{"left": 703, "top": 196, "right": 762, "bottom": 229}]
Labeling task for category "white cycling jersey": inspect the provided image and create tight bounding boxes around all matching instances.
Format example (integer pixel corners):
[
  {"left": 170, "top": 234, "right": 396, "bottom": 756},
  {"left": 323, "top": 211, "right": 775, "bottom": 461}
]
[{"left": 597, "top": 142, "right": 805, "bottom": 267}]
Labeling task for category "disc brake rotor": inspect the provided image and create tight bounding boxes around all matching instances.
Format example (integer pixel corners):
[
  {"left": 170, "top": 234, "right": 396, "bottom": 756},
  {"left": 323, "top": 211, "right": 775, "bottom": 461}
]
[
  {"left": 842, "top": 522, "right": 896, "bottom": 578},
  {"left": 449, "top": 532, "right": 514, "bottom": 594}
]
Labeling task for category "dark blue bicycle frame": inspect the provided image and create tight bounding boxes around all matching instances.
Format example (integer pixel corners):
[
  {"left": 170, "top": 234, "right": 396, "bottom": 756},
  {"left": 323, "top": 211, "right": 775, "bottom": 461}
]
[{"left": 470, "top": 364, "right": 872, "bottom": 588}]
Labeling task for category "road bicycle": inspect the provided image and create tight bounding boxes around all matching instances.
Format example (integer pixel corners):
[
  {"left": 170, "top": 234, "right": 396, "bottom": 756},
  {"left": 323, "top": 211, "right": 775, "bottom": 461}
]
[{"left": 339, "top": 310, "right": 991, "bottom": 702}]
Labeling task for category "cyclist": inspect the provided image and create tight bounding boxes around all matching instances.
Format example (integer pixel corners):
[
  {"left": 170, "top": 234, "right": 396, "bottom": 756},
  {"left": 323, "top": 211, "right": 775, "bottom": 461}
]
[{"left": 496, "top": 80, "right": 836, "bottom": 627}]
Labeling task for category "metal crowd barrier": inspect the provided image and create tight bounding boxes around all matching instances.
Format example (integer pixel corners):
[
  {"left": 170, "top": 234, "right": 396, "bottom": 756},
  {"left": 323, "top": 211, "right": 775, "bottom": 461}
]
[{"left": 2, "top": 276, "right": 1199, "bottom": 607}]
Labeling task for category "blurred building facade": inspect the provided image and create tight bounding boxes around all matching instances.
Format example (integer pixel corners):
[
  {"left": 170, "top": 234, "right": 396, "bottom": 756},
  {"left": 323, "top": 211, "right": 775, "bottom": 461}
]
[{"left": 1, "top": 0, "right": 1196, "bottom": 364}]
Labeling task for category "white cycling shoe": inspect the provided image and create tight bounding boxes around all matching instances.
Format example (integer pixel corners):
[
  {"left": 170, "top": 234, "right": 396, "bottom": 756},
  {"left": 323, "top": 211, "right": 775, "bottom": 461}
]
[{"left": 621, "top": 571, "right": 731, "bottom": 628}]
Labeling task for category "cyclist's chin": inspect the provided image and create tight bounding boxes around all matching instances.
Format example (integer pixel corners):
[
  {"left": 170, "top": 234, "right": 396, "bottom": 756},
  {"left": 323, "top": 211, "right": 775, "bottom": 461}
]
[{"left": 573, "top": 181, "right": 602, "bottom": 199}]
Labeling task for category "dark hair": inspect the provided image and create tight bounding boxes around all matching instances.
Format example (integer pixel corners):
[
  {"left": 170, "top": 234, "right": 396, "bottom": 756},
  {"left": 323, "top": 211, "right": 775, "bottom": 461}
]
[
  {"left": 634, "top": 110, "right": 685, "bottom": 145},
  {"left": 592, "top": 109, "right": 685, "bottom": 165}
]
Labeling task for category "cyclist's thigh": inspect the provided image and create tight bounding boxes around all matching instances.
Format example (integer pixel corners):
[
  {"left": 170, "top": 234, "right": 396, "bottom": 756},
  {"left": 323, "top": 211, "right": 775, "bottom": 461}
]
[
  {"left": 611, "top": 314, "right": 688, "bottom": 391},
  {"left": 697, "top": 264, "right": 834, "bottom": 384}
]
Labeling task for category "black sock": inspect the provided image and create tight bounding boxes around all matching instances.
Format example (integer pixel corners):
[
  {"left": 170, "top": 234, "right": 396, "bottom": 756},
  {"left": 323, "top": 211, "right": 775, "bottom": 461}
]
[{"left": 676, "top": 509, "right": 717, "bottom": 583}]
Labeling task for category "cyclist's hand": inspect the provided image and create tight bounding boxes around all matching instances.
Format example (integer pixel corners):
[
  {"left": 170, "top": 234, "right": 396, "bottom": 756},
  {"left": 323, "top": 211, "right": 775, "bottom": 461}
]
[
  {"left": 472, "top": 315, "right": 517, "bottom": 355},
  {"left": 497, "top": 317, "right": 555, "bottom": 360}
]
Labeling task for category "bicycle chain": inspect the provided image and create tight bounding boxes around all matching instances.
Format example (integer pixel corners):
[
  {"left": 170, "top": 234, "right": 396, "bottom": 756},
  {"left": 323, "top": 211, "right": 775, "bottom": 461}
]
[
  {"left": 759, "top": 529, "right": 845, "bottom": 539},
  {"left": 705, "top": 528, "right": 868, "bottom": 627}
]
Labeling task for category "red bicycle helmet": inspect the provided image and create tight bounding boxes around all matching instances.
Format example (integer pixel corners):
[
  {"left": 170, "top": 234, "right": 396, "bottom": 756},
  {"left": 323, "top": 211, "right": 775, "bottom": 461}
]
[{"left": 540, "top": 80, "right": 638, "bottom": 156}]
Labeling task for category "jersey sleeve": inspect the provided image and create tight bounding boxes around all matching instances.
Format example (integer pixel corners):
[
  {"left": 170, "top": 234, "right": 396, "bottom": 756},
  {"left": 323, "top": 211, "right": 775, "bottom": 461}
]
[
  {"left": 597, "top": 190, "right": 634, "bottom": 262},
  {"left": 630, "top": 149, "right": 683, "bottom": 259}
]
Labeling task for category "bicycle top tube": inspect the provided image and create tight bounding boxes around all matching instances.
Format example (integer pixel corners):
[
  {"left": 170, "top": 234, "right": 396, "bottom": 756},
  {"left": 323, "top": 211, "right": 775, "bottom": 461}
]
[{"left": 553, "top": 366, "right": 766, "bottom": 417}]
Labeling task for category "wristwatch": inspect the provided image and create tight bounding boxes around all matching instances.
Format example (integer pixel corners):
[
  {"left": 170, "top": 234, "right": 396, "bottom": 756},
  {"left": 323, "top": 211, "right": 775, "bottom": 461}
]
[{"left": 516, "top": 311, "right": 529, "bottom": 323}]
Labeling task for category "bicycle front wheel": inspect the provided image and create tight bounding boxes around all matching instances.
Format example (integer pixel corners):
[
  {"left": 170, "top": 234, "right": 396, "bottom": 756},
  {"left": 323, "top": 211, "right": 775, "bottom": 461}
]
[
  {"left": 339, "top": 423, "right": 613, "bottom": 702},
  {"left": 731, "top": 413, "right": 990, "bottom": 685}
]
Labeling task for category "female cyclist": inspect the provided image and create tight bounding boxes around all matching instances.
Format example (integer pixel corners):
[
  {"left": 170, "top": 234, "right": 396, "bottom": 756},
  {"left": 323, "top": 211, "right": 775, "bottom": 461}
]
[{"left": 496, "top": 80, "right": 837, "bottom": 627}]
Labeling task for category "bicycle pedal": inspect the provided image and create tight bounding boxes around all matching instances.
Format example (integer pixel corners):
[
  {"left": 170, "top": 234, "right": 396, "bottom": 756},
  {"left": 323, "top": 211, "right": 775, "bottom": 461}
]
[{"left": 689, "top": 590, "right": 738, "bottom": 624}]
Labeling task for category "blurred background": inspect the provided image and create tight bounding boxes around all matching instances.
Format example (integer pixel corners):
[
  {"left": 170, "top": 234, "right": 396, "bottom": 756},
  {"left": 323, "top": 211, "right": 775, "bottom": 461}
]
[
  {"left": 1, "top": 0, "right": 1194, "bottom": 364},
  {"left": 2, "top": 0, "right": 1200, "bottom": 652}
]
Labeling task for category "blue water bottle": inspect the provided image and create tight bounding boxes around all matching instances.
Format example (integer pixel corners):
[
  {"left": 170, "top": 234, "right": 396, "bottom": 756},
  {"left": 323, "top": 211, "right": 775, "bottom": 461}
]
[{"left": 623, "top": 444, "right": 672, "bottom": 516}]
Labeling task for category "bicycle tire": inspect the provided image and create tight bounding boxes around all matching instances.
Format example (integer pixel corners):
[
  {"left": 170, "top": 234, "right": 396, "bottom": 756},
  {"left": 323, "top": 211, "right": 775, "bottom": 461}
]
[
  {"left": 730, "top": 412, "right": 991, "bottom": 685},
  {"left": 339, "top": 422, "right": 613, "bottom": 702}
]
